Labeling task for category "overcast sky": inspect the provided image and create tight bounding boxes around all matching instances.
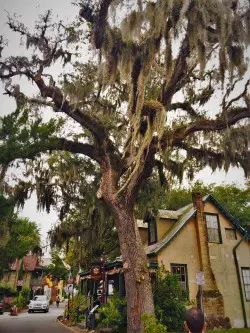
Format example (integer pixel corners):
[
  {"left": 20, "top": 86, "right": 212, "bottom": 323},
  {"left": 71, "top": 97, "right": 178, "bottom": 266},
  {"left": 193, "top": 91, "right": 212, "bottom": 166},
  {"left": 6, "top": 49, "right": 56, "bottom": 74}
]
[{"left": 0, "top": 1, "right": 248, "bottom": 250}]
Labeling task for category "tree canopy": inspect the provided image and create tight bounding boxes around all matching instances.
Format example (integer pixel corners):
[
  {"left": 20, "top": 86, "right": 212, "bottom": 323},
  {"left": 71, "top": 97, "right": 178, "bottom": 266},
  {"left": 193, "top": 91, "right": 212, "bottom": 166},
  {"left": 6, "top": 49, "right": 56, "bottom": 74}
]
[{"left": 0, "top": 1, "right": 250, "bottom": 331}]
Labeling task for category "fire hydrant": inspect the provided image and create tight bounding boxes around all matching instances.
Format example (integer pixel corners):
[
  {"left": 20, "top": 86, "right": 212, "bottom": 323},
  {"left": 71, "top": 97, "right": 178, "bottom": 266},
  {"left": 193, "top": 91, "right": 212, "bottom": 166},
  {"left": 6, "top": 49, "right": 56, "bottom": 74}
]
[{"left": 10, "top": 305, "right": 18, "bottom": 316}]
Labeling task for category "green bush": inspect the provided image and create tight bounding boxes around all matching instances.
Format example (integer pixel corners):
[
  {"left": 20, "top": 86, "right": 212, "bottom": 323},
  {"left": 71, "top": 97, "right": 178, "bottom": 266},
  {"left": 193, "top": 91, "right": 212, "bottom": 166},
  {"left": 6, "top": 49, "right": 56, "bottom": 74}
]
[
  {"left": 0, "top": 283, "right": 18, "bottom": 297},
  {"left": 154, "top": 267, "right": 186, "bottom": 332},
  {"left": 12, "top": 294, "right": 27, "bottom": 309},
  {"left": 142, "top": 313, "right": 167, "bottom": 333},
  {"left": 20, "top": 286, "right": 30, "bottom": 299},
  {"left": 64, "top": 294, "right": 88, "bottom": 326},
  {"left": 12, "top": 286, "right": 31, "bottom": 309},
  {"left": 98, "top": 294, "right": 127, "bottom": 333}
]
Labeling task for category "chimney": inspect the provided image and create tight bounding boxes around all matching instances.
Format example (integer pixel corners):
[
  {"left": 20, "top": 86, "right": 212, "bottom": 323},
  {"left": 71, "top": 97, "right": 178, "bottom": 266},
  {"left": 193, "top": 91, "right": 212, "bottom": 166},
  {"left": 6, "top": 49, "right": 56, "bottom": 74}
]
[
  {"left": 192, "top": 192, "right": 225, "bottom": 317},
  {"left": 192, "top": 192, "right": 203, "bottom": 209}
]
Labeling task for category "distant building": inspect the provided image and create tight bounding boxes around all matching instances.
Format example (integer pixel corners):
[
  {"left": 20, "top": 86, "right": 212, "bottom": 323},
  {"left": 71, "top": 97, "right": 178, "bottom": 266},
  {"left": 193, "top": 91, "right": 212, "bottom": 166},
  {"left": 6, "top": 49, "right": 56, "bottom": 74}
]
[{"left": 1, "top": 254, "right": 44, "bottom": 292}]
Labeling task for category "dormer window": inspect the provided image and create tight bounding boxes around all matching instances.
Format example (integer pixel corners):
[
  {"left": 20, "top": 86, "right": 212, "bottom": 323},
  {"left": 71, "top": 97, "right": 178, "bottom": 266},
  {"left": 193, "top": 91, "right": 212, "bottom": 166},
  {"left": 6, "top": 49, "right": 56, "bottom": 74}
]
[{"left": 148, "top": 217, "right": 157, "bottom": 245}]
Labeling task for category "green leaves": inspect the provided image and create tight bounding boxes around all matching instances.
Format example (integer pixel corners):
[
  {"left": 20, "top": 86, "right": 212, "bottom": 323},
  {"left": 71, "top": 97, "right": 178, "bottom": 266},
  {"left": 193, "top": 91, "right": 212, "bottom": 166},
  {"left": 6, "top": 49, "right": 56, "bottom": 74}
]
[
  {"left": 0, "top": 108, "right": 64, "bottom": 165},
  {"left": 153, "top": 268, "right": 186, "bottom": 332},
  {"left": 0, "top": 198, "right": 41, "bottom": 277}
]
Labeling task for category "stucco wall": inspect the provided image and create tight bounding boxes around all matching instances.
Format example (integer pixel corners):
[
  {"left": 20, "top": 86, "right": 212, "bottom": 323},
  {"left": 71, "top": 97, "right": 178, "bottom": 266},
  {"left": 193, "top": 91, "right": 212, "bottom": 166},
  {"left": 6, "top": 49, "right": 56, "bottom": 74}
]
[
  {"left": 157, "top": 217, "right": 200, "bottom": 303},
  {"left": 1, "top": 272, "right": 17, "bottom": 289},
  {"left": 204, "top": 202, "right": 250, "bottom": 328},
  {"left": 157, "top": 218, "right": 175, "bottom": 240},
  {"left": 23, "top": 272, "right": 32, "bottom": 288},
  {"left": 154, "top": 201, "right": 250, "bottom": 328},
  {"left": 139, "top": 228, "right": 149, "bottom": 245}
]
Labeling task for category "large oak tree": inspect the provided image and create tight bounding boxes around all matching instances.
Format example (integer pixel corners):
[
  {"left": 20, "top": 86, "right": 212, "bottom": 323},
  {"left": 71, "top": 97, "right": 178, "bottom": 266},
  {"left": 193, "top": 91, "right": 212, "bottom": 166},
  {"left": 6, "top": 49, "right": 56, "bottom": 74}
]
[{"left": 1, "top": 1, "right": 250, "bottom": 331}]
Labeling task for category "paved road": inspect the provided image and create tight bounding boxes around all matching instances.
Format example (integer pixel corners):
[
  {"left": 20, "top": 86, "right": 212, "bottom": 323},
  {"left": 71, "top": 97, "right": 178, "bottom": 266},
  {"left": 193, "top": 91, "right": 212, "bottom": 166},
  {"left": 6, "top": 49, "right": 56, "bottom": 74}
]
[{"left": 0, "top": 303, "right": 71, "bottom": 333}]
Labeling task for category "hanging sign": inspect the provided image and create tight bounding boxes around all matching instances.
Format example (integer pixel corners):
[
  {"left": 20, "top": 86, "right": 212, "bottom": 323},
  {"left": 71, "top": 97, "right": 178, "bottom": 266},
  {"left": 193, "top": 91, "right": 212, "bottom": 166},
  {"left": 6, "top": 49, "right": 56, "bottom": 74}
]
[{"left": 90, "top": 265, "right": 102, "bottom": 280}]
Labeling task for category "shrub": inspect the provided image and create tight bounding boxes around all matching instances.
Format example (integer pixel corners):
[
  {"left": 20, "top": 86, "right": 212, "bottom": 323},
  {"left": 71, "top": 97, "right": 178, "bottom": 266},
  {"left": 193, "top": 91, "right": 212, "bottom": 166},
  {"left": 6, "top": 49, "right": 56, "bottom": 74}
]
[
  {"left": 12, "top": 295, "right": 27, "bottom": 309},
  {"left": 0, "top": 283, "right": 17, "bottom": 297},
  {"left": 12, "top": 286, "right": 31, "bottom": 309},
  {"left": 142, "top": 313, "right": 167, "bottom": 333},
  {"left": 154, "top": 267, "right": 186, "bottom": 332},
  {"left": 20, "top": 286, "right": 30, "bottom": 300},
  {"left": 98, "top": 294, "right": 127, "bottom": 333},
  {"left": 64, "top": 294, "right": 88, "bottom": 326}
]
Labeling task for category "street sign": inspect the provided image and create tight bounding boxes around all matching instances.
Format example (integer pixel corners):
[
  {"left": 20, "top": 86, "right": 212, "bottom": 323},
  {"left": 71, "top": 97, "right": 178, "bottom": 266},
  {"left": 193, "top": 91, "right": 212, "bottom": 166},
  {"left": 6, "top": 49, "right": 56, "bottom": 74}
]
[{"left": 196, "top": 271, "right": 205, "bottom": 285}]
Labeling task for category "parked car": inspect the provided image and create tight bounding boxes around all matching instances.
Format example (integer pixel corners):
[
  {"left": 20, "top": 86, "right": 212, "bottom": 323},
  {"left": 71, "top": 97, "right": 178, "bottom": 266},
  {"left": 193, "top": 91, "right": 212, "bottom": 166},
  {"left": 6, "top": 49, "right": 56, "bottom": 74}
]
[
  {"left": 0, "top": 292, "right": 5, "bottom": 314},
  {"left": 28, "top": 295, "right": 49, "bottom": 313}
]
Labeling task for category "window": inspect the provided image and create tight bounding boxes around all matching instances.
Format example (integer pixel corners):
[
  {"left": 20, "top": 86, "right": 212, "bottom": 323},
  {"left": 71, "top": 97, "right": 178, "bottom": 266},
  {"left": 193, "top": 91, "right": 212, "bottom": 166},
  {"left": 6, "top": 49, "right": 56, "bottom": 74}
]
[
  {"left": 107, "top": 280, "right": 114, "bottom": 296},
  {"left": 171, "top": 264, "right": 188, "bottom": 293},
  {"left": 241, "top": 268, "right": 250, "bottom": 301},
  {"left": 225, "top": 228, "right": 237, "bottom": 240},
  {"left": 148, "top": 217, "right": 157, "bottom": 245},
  {"left": 205, "top": 214, "right": 221, "bottom": 243}
]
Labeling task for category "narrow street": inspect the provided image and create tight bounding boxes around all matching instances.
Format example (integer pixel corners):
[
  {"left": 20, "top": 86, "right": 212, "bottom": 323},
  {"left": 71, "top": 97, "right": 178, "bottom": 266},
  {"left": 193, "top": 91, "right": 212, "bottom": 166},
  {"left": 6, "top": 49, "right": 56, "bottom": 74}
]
[{"left": 0, "top": 303, "right": 71, "bottom": 333}]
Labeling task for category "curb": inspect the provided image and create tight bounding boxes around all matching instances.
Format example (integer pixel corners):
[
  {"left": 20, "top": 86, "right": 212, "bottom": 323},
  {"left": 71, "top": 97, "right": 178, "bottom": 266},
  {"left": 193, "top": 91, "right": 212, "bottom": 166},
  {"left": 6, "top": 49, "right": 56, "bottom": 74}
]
[{"left": 57, "top": 319, "right": 83, "bottom": 333}]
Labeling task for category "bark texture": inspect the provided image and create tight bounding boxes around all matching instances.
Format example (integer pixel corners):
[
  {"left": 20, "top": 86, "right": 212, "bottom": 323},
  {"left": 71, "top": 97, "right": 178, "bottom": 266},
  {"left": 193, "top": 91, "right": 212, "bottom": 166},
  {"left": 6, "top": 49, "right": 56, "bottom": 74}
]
[{"left": 112, "top": 201, "right": 155, "bottom": 333}]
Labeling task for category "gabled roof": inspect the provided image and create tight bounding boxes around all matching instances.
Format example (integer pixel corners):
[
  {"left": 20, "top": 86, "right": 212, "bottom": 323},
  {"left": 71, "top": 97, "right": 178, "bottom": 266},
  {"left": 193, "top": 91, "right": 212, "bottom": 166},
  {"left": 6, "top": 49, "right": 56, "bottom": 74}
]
[
  {"left": 146, "top": 194, "right": 249, "bottom": 257},
  {"left": 10, "top": 259, "right": 21, "bottom": 271},
  {"left": 9, "top": 255, "right": 42, "bottom": 271},
  {"left": 23, "top": 255, "right": 38, "bottom": 271}
]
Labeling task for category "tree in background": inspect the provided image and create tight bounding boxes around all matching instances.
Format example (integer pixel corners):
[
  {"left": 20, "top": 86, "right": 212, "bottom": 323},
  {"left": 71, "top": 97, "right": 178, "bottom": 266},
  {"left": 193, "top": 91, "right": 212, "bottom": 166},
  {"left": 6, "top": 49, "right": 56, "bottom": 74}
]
[
  {"left": 0, "top": 200, "right": 41, "bottom": 277},
  {"left": 43, "top": 249, "right": 68, "bottom": 280},
  {"left": 1, "top": 1, "right": 250, "bottom": 331},
  {"left": 138, "top": 180, "right": 250, "bottom": 228},
  {"left": 0, "top": 194, "right": 14, "bottom": 249}
]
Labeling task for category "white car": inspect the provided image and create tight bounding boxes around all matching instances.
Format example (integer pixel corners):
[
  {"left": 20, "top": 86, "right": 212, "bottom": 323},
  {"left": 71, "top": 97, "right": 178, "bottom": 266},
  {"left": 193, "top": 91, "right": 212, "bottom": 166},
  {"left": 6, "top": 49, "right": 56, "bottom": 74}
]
[{"left": 28, "top": 295, "right": 49, "bottom": 313}]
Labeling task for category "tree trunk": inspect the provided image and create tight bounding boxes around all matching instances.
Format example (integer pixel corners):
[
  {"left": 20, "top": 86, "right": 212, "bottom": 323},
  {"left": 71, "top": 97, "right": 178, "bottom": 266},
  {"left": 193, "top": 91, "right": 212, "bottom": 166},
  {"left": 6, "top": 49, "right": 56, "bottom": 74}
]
[{"left": 111, "top": 201, "right": 155, "bottom": 333}]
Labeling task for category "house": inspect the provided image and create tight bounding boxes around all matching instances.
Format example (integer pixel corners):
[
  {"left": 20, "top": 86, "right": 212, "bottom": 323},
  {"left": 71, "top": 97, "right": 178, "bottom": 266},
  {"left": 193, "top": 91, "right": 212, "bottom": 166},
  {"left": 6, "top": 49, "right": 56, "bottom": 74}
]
[
  {"left": 1, "top": 254, "right": 44, "bottom": 292},
  {"left": 144, "top": 193, "right": 250, "bottom": 328},
  {"left": 80, "top": 193, "right": 250, "bottom": 328}
]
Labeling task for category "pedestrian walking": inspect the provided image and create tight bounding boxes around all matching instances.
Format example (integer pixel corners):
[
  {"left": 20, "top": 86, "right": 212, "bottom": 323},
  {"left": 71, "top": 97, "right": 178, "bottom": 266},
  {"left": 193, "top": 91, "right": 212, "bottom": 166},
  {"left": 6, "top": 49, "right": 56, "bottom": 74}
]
[{"left": 56, "top": 296, "right": 60, "bottom": 308}]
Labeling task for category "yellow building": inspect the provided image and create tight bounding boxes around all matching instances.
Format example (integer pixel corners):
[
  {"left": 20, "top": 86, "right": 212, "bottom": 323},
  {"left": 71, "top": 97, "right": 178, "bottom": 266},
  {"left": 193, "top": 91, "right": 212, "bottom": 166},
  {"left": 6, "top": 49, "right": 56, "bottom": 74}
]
[{"left": 141, "top": 193, "right": 250, "bottom": 328}]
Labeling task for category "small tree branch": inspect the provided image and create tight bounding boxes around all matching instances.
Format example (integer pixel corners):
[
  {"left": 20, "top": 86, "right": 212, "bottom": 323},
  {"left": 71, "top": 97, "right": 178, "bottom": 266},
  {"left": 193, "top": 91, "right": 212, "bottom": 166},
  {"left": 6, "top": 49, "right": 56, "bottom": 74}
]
[
  {"left": 174, "top": 141, "right": 250, "bottom": 177},
  {"left": 223, "top": 79, "right": 250, "bottom": 112},
  {"left": 170, "top": 102, "right": 202, "bottom": 118}
]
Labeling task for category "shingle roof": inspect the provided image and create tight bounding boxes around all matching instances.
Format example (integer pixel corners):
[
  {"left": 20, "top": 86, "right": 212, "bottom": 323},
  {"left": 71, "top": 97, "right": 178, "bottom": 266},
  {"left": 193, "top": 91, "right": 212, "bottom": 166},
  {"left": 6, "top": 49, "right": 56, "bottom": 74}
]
[
  {"left": 23, "top": 255, "right": 38, "bottom": 271},
  {"left": 10, "top": 259, "right": 21, "bottom": 271},
  {"left": 9, "top": 255, "right": 41, "bottom": 271},
  {"left": 146, "top": 203, "right": 195, "bottom": 256},
  {"left": 146, "top": 194, "right": 249, "bottom": 257}
]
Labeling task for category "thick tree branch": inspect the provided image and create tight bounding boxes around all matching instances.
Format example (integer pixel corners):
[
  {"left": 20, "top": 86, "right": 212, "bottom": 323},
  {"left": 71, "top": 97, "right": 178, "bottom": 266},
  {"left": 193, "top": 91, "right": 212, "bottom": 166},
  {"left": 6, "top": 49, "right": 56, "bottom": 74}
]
[
  {"left": 161, "top": 33, "right": 190, "bottom": 105},
  {"left": 170, "top": 106, "right": 250, "bottom": 145},
  {"left": 155, "top": 160, "right": 167, "bottom": 186},
  {"left": 0, "top": 66, "right": 113, "bottom": 147},
  {"left": 0, "top": 138, "right": 102, "bottom": 165},
  {"left": 125, "top": 146, "right": 156, "bottom": 204}
]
